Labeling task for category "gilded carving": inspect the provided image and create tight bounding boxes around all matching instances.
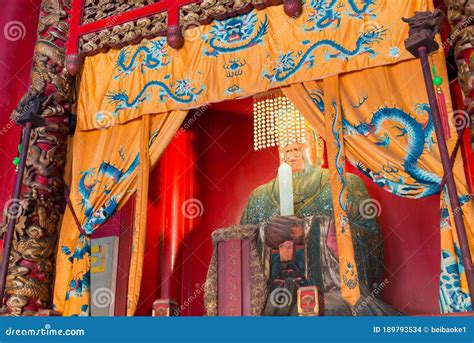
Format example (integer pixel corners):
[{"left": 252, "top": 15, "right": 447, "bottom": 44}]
[
  {"left": 77, "top": 0, "right": 280, "bottom": 56},
  {"left": 0, "top": 0, "right": 73, "bottom": 315},
  {"left": 79, "top": 13, "right": 168, "bottom": 55},
  {"left": 83, "top": 0, "right": 156, "bottom": 24}
]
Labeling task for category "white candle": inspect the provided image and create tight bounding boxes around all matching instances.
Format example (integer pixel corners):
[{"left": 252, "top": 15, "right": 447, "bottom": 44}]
[{"left": 278, "top": 162, "right": 294, "bottom": 216}]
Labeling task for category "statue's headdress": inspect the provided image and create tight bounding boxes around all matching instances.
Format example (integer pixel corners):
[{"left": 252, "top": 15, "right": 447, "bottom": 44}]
[{"left": 253, "top": 90, "right": 308, "bottom": 151}]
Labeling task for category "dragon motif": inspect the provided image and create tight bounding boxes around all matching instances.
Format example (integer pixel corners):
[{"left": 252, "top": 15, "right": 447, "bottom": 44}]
[
  {"left": 330, "top": 99, "right": 349, "bottom": 228},
  {"left": 346, "top": 0, "right": 377, "bottom": 19},
  {"left": 202, "top": 10, "right": 269, "bottom": 56},
  {"left": 439, "top": 246, "right": 472, "bottom": 312},
  {"left": 263, "top": 27, "right": 386, "bottom": 82},
  {"left": 78, "top": 168, "right": 96, "bottom": 215},
  {"left": 98, "top": 153, "right": 140, "bottom": 184},
  {"left": 77, "top": 153, "right": 139, "bottom": 234},
  {"left": 114, "top": 39, "right": 171, "bottom": 80},
  {"left": 81, "top": 197, "right": 120, "bottom": 234},
  {"left": 64, "top": 268, "right": 90, "bottom": 305},
  {"left": 344, "top": 104, "right": 440, "bottom": 197},
  {"left": 355, "top": 162, "right": 426, "bottom": 197},
  {"left": 107, "top": 79, "right": 205, "bottom": 114},
  {"left": 304, "top": 0, "right": 341, "bottom": 32},
  {"left": 61, "top": 153, "right": 140, "bottom": 306},
  {"left": 309, "top": 89, "right": 325, "bottom": 112}
]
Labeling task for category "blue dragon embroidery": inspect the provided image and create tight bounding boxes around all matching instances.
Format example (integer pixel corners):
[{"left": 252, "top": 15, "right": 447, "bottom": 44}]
[
  {"left": 77, "top": 153, "right": 140, "bottom": 233},
  {"left": 62, "top": 234, "right": 91, "bottom": 301},
  {"left": 61, "top": 234, "right": 90, "bottom": 263},
  {"left": 440, "top": 191, "right": 471, "bottom": 229},
  {"left": 309, "top": 89, "right": 325, "bottom": 112},
  {"left": 98, "top": 152, "right": 140, "bottom": 183},
  {"left": 345, "top": 104, "right": 440, "bottom": 197},
  {"left": 331, "top": 99, "right": 349, "bottom": 229},
  {"left": 202, "top": 11, "right": 269, "bottom": 56},
  {"left": 114, "top": 39, "right": 171, "bottom": 80},
  {"left": 304, "top": 0, "right": 341, "bottom": 32},
  {"left": 346, "top": 0, "right": 377, "bottom": 19},
  {"left": 62, "top": 153, "right": 141, "bottom": 305},
  {"left": 263, "top": 27, "right": 386, "bottom": 82},
  {"left": 355, "top": 161, "right": 426, "bottom": 197},
  {"left": 107, "top": 79, "right": 205, "bottom": 113},
  {"left": 439, "top": 246, "right": 473, "bottom": 312},
  {"left": 65, "top": 270, "right": 90, "bottom": 301}
]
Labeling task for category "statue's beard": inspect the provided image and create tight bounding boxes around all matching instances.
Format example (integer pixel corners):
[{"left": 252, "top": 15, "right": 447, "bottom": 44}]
[
  {"left": 283, "top": 149, "right": 316, "bottom": 175},
  {"left": 286, "top": 156, "right": 304, "bottom": 172}
]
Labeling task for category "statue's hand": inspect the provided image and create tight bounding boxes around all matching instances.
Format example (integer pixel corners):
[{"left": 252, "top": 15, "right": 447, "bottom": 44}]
[{"left": 265, "top": 215, "right": 304, "bottom": 249}]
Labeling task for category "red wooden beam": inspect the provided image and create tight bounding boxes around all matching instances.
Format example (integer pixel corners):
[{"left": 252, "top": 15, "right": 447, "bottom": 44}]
[
  {"left": 66, "top": 0, "right": 201, "bottom": 74},
  {"left": 65, "top": 0, "right": 84, "bottom": 75}
]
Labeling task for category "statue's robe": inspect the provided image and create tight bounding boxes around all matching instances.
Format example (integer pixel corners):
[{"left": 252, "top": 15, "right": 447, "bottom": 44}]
[{"left": 240, "top": 166, "right": 401, "bottom": 316}]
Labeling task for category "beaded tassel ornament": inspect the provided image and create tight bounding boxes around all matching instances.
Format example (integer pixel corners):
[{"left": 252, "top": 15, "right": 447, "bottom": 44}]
[{"left": 253, "top": 92, "right": 307, "bottom": 151}]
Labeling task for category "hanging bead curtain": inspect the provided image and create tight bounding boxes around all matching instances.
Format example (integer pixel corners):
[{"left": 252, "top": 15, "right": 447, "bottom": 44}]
[{"left": 253, "top": 92, "right": 307, "bottom": 151}]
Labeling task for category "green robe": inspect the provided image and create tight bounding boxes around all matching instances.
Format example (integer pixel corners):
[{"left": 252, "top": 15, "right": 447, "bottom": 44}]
[
  {"left": 240, "top": 166, "right": 398, "bottom": 315},
  {"left": 241, "top": 167, "right": 383, "bottom": 292}
]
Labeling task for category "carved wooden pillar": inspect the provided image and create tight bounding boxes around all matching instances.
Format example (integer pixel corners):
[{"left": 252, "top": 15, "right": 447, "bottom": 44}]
[
  {"left": 0, "top": 0, "right": 73, "bottom": 315},
  {"left": 444, "top": 0, "right": 474, "bottom": 147}
]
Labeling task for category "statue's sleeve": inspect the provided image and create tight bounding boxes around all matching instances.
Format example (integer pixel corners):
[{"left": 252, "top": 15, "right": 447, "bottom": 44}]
[
  {"left": 240, "top": 196, "right": 254, "bottom": 225},
  {"left": 239, "top": 188, "right": 263, "bottom": 225}
]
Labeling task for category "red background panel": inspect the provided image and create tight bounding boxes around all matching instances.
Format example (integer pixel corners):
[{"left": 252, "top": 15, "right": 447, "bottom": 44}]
[{"left": 0, "top": 0, "right": 42, "bottom": 212}]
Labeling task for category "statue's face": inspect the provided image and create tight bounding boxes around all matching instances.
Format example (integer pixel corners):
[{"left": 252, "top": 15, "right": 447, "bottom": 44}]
[{"left": 279, "top": 142, "right": 306, "bottom": 173}]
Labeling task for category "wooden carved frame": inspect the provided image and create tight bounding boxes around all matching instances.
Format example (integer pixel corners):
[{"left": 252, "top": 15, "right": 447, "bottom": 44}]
[{"left": 65, "top": 0, "right": 302, "bottom": 74}]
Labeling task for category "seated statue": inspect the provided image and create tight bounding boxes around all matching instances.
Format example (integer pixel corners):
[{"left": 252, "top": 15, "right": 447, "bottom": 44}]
[{"left": 239, "top": 135, "right": 401, "bottom": 316}]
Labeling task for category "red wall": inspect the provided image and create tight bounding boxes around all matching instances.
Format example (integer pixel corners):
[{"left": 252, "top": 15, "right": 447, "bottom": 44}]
[
  {"left": 138, "top": 101, "right": 441, "bottom": 316},
  {"left": 0, "top": 0, "right": 41, "bottom": 212}
]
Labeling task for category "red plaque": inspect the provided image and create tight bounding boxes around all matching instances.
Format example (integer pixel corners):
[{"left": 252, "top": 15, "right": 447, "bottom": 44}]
[{"left": 217, "top": 239, "right": 251, "bottom": 316}]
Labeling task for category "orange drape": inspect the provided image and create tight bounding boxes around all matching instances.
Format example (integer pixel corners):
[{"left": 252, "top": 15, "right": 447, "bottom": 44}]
[
  {"left": 285, "top": 54, "right": 473, "bottom": 313},
  {"left": 53, "top": 111, "right": 187, "bottom": 316}
]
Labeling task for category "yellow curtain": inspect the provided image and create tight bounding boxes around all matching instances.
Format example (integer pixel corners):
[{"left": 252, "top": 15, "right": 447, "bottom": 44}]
[
  {"left": 323, "top": 75, "right": 361, "bottom": 305},
  {"left": 53, "top": 111, "right": 187, "bottom": 316},
  {"left": 282, "top": 82, "right": 325, "bottom": 139},
  {"left": 284, "top": 53, "right": 474, "bottom": 313},
  {"left": 75, "top": 0, "right": 432, "bottom": 131}
]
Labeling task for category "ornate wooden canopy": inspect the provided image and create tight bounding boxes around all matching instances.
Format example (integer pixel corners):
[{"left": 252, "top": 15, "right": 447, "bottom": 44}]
[{"left": 65, "top": 0, "right": 302, "bottom": 74}]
